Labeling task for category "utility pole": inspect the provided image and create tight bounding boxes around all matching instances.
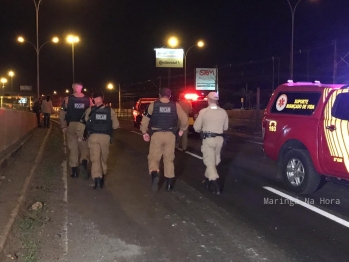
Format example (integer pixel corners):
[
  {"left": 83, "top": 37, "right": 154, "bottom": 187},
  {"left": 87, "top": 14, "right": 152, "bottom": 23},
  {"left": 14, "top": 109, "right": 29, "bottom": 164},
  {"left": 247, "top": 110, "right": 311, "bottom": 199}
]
[
  {"left": 272, "top": 57, "right": 275, "bottom": 93},
  {"left": 255, "top": 87, "right": 260, "bottom": 131},
  {"left": 158, "top": 76, "right": 162, "bottom": 90},
  {"left": 333, "top": 39, "right": 337, "bottom": 84},
  {"left": 118, "top": 83, "right": 121, "bottom": 113}
]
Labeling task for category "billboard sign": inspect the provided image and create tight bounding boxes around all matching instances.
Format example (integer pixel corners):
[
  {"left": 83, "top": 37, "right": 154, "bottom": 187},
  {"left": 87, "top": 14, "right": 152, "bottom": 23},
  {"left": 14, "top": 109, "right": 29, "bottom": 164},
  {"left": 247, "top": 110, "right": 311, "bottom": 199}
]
[
  {"left": 195, "top": 68, "right": 217, "bottom": 90},
  {"left": 20, "top": 85, "right": 32, "bottom": 91},
  {"left": 154, "top": 48, "right": 183, "bottom": 68}
]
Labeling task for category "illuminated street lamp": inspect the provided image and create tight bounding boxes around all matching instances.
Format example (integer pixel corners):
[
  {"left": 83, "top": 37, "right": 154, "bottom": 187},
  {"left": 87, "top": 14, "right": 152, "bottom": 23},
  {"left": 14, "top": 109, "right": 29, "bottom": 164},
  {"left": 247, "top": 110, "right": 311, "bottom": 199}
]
[
  {"left": 8, "top": 71, "right": 14, "bottom": 93},
  {"left": 184, "top": 40, "right": 204, "bottom": 88},
  {"left": 1, "top": 78, "right": 8, "bottom": 95},
  {"left": 65, "top": 89, "right": 70, "bottom": 93},
  {"left": 107, "top": 83, "right": 114, "bottom": 90},
  {"left": 66, "top": 35, "right": 80, "bottom": 83},
  {"left": 17, "top": 35, "right": 59, "bottom": 98},
  {"left": 53, "top": 91, "right": 57, "bottom": 95},
  {"left": 286, "top": 0, "right": 317, "bottom": 80},
  {"left": 168, "top": 36, "right": 179, "bottom": 48}
]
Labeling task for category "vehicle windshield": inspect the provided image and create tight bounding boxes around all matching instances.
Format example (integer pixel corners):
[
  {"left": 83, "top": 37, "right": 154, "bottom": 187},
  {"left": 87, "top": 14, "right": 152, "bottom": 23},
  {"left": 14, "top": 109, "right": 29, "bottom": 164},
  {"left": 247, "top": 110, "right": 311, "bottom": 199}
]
[{"left": 139, "top": 103, "right": 151, "bottom": 111}]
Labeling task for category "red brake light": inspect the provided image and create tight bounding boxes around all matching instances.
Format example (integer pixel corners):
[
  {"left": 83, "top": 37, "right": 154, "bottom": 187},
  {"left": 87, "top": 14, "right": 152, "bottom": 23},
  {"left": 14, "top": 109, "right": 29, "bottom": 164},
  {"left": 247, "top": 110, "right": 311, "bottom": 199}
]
[{"left": 184, "top": 93, "right": 199, "bottom": 101}]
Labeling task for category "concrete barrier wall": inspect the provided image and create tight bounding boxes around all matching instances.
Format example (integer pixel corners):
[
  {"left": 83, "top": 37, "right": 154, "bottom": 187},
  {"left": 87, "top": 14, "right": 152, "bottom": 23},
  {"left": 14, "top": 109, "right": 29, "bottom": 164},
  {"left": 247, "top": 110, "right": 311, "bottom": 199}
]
[{"left": 0, "top": 109, "right": 37, "bottom": 152}]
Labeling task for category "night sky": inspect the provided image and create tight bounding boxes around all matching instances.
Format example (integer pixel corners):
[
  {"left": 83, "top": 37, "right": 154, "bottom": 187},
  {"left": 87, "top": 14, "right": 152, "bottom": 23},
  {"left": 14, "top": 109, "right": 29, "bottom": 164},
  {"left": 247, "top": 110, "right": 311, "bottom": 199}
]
[{"left": 1, "top": 0, "right": 349, "bottom": 101}]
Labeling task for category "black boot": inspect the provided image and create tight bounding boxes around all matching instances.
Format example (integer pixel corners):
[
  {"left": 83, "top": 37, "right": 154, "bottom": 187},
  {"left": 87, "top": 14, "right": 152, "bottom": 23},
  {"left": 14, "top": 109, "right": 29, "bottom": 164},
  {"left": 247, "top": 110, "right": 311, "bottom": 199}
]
[
  {"left": 93, "top": 178, "right": 103, "bottom": 189},
  {"left": 70, "top": 167, "right": 78, "bottom": 178},
  {"left": 80, "top": 159, "right": 89, "bottom": 179},
  {"left": 151, "top": 171, "right": 159, "bottom": 192},
  {"left": 166, "top": 178, "right": 174, "bottom": 192},
  {"left": 212, "top": 179, "right": 222, "bottom": 195},
  {"left": 203, "top": 178, "right": 211, "bottom": 191}
]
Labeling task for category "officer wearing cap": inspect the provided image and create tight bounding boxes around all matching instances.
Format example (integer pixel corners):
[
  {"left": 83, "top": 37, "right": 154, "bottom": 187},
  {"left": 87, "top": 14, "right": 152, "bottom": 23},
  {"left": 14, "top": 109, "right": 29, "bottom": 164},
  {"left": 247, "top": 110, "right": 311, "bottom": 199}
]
[
  {"left": 193, "top": 92, "right": 228, "bottom": 195},
  {"left": 177, "top": 93, "right": 192, "bottom": 151},
  {"left": 81, "top": 91, "right": 119, "bottom": 189},
  {"left": 141, "top": 88, "right": 188, "bottom": 192},
  {"left": 60, "top": 82, "right": 93, "bottom": 178}
]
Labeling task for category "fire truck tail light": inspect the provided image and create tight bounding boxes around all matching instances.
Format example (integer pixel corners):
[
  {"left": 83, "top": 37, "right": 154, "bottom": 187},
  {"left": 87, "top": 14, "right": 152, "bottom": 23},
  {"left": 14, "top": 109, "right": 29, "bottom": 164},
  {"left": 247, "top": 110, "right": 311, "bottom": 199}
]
[{"left": 184, "top": 93, "right": 199, "bottom": 101}]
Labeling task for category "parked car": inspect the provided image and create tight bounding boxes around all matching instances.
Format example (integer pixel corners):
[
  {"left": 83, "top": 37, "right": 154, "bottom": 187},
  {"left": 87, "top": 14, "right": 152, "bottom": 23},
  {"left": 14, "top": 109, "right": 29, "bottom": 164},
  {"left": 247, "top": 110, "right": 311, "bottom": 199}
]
[
  {"left": 262, "top": 81, "right": 349, "bottom": 194},
  {"left": 132, "top": 98, "right": 158, "bottom": 128}
]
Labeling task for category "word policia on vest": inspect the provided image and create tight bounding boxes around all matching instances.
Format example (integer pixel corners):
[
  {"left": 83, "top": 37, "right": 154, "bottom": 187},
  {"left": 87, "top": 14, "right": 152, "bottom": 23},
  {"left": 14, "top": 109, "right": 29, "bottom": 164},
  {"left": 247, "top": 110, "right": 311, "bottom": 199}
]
[
  {"left": 159, "top": 106, "right": 171, "bottom": 113},
  {"left": 74, "top": 103, "right": 86, "bottom": 109},
  {"left": 96, "top": 114, "right": 107, "bottom": 120}
]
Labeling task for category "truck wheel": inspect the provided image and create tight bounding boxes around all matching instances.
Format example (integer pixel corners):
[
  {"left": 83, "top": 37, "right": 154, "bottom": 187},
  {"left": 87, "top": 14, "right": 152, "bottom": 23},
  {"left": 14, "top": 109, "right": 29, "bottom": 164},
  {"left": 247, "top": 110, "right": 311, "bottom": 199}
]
[{"left": 281, "top": 149, "right": 321, "bottom": 194}]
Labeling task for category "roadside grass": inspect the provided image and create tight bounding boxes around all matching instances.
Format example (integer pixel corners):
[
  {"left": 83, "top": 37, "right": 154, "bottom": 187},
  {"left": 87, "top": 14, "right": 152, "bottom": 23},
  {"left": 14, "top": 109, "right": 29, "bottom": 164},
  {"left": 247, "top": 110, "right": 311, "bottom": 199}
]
[{"left": 16, "top": 160, "right": 55, "bottom": 262}]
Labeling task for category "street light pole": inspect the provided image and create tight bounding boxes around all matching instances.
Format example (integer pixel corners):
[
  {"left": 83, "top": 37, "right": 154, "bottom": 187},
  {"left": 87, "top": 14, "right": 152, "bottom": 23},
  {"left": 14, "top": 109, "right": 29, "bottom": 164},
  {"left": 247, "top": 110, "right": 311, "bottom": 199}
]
[
  {"left": 72, "top": 42, "right": 75, "bottom": 83},
  {"left": 286, "top": 0, "right": 303, "bottom": 80},
  {"left": 66, "top": 35, "right": 80, "bottom": 84},
  {"left": 184, "top": 41, "right": 204, "bottom": 88},
  {"left": 18, "top": 36, "right": 59, "bottom": 96},
  {"left": 8, "top": 71, "right": 14, "bottom": 93},
  {"left": 34, "top": 0, "right": 42, "bottom": 99}
]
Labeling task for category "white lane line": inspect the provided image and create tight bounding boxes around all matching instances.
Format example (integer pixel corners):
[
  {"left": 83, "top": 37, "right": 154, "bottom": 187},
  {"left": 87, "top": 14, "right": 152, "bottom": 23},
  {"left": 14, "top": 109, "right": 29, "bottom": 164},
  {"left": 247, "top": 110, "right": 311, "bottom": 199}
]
[
  {"left": 184, "top": 151, "right": 203, "bottom": 160},
  {"left": 52, "top": 119, "right": 69, "bottom": 257},
  {"left": 0, "top": 126, "right": 51, "bottom": 253},
  {"left": 130, "top": 131, "right": 142, "bottom": 136},
  {"left": 246, "top": 140, "right": 263, "bottom": 145},
  {"left": 264, "top": 186, "right": 349, "bottom": 228},
  {"left": 61, "top": 160, "right": 68, "bottom": 257},
  {"left": 130, "top": 130, "right": 203, "bottom": 159}
]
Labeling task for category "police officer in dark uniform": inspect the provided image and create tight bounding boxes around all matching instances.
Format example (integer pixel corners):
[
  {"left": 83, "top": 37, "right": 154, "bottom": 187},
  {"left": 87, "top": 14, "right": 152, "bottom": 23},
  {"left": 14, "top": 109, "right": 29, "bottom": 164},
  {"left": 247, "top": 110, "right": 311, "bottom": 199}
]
[
  {"left": 59, "top": 82, "right": 92, "bottom": 178},
  {"left": 81, "top": 91, "right": 119, "bottom": 189},
  {"left": 140, "top": 88, "right": 188, "bottom": 192}
]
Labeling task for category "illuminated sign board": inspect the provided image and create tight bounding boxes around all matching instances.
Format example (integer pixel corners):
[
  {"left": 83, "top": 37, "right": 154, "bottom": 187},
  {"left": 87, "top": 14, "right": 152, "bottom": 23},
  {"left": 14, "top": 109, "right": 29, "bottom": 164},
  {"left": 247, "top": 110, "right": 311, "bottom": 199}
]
[
  {"left": 195, "top": 68, "right": 217, "bottom": 90},
  {"left": 154, "top": 48, "right": 183, "bottom": 68},
  {"left": 19, "top": 98, "right": 28, "bottom": 104},
  {"left": 20, "top": 85, "right": 32, "bottom": 91}
]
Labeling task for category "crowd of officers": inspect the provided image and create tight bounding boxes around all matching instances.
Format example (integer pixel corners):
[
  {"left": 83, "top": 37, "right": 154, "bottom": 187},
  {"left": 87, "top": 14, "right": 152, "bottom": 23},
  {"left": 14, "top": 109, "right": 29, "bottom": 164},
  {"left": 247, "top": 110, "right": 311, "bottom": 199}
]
[{"left": 59, "top": 83, "right": 228, "bottom": 194}]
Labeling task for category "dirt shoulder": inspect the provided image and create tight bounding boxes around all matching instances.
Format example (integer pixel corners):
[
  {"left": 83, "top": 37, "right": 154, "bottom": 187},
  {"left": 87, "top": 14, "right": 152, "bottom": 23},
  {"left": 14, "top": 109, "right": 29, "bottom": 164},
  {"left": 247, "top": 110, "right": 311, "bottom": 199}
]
[{"left": 0, "top": 124, "right": 66, "bottom": 262}]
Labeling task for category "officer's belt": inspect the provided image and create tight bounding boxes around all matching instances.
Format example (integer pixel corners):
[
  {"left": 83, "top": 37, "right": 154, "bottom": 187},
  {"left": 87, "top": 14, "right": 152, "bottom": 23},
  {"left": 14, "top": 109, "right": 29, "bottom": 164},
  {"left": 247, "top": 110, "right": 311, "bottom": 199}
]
[
  {"left": 151, "top": 127, "right": 176, "bottom": 132},
  {"left": 201, "top": 131, "right": 224, "bottom": 139}
]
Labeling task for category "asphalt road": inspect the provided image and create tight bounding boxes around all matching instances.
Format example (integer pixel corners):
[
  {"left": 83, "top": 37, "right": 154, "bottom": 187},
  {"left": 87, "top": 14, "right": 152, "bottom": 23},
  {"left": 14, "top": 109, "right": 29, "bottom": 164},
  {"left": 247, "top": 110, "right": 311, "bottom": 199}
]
[
  {"left": 62, "top": 119, "right": 349, "bottom": 262},
  {"left": 3, "top": 119, "right": 348, "bottom": 262}
]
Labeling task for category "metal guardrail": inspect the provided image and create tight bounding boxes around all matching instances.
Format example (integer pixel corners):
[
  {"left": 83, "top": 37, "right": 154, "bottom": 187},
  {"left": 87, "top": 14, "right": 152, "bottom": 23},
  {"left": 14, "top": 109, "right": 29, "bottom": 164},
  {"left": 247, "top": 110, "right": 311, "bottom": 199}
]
[{"left": 113, "top": 108, "right": 132, "bottom": 118}]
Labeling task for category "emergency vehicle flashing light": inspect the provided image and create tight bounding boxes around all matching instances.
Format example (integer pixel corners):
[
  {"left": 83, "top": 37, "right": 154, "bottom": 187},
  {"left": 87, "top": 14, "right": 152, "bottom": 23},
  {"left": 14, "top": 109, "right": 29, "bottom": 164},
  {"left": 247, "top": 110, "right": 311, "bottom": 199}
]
[{"left": 184, "top": 93, "right": 199, "bottom": 101}]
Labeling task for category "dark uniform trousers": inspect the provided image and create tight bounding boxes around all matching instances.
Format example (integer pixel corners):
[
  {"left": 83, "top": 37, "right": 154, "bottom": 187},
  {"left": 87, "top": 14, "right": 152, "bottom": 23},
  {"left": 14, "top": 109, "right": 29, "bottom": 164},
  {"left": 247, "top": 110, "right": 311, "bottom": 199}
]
[{"left": 148, "top": 131, "right": 176, "bottom": 178}]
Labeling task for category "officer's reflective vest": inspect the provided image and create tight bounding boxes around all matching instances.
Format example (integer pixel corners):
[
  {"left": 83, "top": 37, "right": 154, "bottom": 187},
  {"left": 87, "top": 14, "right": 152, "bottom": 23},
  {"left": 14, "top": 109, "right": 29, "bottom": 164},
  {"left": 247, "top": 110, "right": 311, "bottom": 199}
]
[
  {"left": 150, "top": 100, "right": 178, "bottom": 130},
  {"left": 66, "top": 95, "right": 90, "bottom": 123},
  {"left": 86, "top": 106, "right": 112, "bottom": 135}
]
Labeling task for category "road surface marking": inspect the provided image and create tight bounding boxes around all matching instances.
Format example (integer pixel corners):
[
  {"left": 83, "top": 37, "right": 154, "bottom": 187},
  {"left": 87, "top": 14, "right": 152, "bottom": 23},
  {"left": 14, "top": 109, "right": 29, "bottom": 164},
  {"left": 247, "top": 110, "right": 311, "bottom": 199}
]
[
  {"left": 184, "top": 151, "right": 203, "bottom": 160},
  {"left": 131, "top": 131, "right": 203, "bottom": 159},
  {"left": 130, "top": 131, "right": 142, "bottom": 136},
  {"left": 246, "top": 140, "right": 263, "bottom": 145},
  {"left": 0, "top": 126, "right": 51, "bottom": 253},
  {"left": 264, "top": 186, "right": 349, "bottom": 228},
  {"left": 52, "top": 119, "right": 69, "bottom": 257}
]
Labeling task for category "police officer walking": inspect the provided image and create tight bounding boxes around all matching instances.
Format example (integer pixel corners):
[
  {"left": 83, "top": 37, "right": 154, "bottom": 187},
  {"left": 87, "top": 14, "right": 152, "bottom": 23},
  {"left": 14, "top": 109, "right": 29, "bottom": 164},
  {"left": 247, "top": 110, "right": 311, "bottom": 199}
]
[
  {"left": 193, "top": 92, "right": 228, "bottom": 195},
  {"left": 81, "top": 91, "right": 119, "bottom": 189},
  {"left": 59, "top": 82, "right": 92, "bottom": 178},
  {"left": 141, "top": 88, "right": 188, "bottom": 192},
  {"left": 177, "top": 93, "right": 192, "bottom": 151}
]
